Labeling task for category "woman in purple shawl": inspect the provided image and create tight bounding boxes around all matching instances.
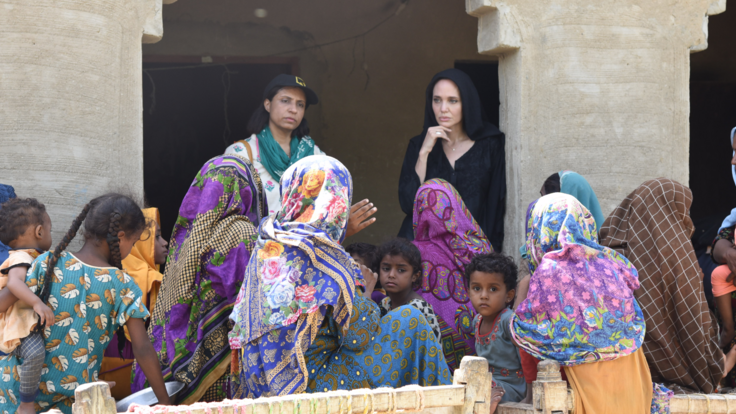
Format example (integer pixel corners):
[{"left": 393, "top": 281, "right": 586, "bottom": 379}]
[
  {"left": 132, "top": 155, "right": 266, "bottom": 403},
  {"left": 412, "top": 178, "right": 493, "bottom": 370}
]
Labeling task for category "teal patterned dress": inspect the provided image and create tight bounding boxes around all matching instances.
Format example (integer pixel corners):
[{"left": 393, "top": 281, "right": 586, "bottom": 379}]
[{"left": 0, "top": 252, "right": 148, "bottom": 414}]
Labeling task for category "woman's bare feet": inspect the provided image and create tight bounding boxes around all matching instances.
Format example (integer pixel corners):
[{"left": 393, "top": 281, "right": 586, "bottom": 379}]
[
  {"left": 490, "top": 384, "right": 505, "bottom": 413},
  {"left": 18, "top": 402, "right": 35, "bottom": 414}
]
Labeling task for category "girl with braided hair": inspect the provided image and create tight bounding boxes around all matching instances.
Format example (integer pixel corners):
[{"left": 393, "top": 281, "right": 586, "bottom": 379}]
[{"left": 0, "top": 193, "right": 170, "bottom": 414}]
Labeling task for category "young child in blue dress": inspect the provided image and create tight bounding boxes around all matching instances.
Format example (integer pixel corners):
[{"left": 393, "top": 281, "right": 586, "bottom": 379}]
[
  {"left": 465, "top": 252, "right": 525, "bottom": 409},
  {"left": 376, "top": 238, "right": 442, "bottom": 341}
]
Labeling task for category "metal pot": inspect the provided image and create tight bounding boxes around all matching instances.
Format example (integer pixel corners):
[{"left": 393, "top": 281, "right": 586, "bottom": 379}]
[{"left": 115, "top": 381, "right": 185, "bottom": 412}]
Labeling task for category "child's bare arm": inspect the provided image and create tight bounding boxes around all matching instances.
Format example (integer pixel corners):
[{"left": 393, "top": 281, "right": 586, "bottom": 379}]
[
  {"left": 128, "top": 317, "right": 171, "bottom": 405},
  {"left": 6, "top": 267, "right": 54, "bottom": 326},
  {"left": 0, "top": 285, "right": 18, "bottom": 313}
]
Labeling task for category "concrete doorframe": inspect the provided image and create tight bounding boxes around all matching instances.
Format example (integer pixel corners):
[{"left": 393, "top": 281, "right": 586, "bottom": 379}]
[{"left": 466, "top": 0, "right": 727, "bottom": 257}]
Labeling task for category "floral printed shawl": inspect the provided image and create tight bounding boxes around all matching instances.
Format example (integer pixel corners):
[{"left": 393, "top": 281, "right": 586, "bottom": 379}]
[
  {"left": 132, "top": 155, "right": 265, "bottom": 403},
  {"left": 510, "top": 193, "right": 645, "bottom": 366},
  {"left": 229, "top": 155, "right": 358, "bottom": 397},
  {"left": 412, "top": 179, "right": 493, "bottom": 356}
]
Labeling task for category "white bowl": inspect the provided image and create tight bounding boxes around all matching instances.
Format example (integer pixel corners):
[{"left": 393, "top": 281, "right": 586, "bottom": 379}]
[{"left": 115, "top": 381, "right": 185, "bottom": 412}]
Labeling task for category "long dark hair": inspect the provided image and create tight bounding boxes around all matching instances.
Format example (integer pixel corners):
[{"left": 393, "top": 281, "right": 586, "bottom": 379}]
[
  {"left": 37, "top": 194, "right": 147, "bottom": 307},
  {"left": 246, "top": 85, "right": 311, "bottom": 138}
]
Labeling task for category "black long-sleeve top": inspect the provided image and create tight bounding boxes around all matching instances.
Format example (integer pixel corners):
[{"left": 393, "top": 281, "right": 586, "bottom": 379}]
[{"left": 398, "top": 133, "right": 506, "bottom": 251}]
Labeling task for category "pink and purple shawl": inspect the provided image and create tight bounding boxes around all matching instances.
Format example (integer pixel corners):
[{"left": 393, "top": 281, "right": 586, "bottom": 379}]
[
  {"left": 510, "top": 193, "right": 645, "bottom": 366},
  {"left": 412, "top": 179, "right": 493, "bottom": 366}
]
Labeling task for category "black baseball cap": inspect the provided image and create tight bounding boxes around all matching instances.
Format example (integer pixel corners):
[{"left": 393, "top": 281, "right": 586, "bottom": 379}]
[{"left": 263, "top": 74, "right": 319, "bottom": 106}]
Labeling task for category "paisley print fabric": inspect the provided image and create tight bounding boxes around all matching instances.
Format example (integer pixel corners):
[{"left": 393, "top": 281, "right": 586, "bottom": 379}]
[
  {"left": 236, "top": 297, "right": 452, "bottom": 397},
  {"left": 0, "top": 252, "right": 148, "bottom": 414},
  {"left": 306, "top": 297, "right": 451, "bottom": 392},
  {"left": 510, "top": 193, "right": 646, "bottom": 366},
  {"left": 379, "top": 297, "right": 441, "bottom": 340},
  {"left": 132, "top": 155, "right": 265, "bottom": 404},
  {"left": 412, "top": 179, "right": 493, "bottom": 369},
  {"left": 230, "top": 156, "right": 358, "bottom": 397}
]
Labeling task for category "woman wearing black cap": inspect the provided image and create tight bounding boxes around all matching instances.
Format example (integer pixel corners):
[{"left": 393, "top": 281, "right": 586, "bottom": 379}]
[
  {"left": 226, "top": 74, "right": 376, "bottom": 237},
  {"left": 398, "top": 68, "right": 506, "bottom": 251}
]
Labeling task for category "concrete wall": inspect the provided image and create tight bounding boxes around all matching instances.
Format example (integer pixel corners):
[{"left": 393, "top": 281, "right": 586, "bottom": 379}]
[
  {"left": 467, "top": 0, "right": 725, "bottom": 256},
  {"left": 141, "top": 0, "right": 496, "bottom": 246},
  {"left": 0, "top": 0, "right": 163, "bottom": 246}
]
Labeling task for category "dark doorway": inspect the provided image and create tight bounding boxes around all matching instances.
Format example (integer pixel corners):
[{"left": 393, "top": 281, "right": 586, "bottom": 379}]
[
  {"left": 689, "top": 83, "right": 736, "bottom": 221},
  {"left": 454, "top": 61, "right": 500, "bottom": 128},
  {"left": 689, "top": 82, "right": 736, "bottom": 250},
  {"left": 688, "top": 5, "right": 736, "bottom": 249},
  {"left": 142, "top": 58, "right": 296, "bottom": 240}
]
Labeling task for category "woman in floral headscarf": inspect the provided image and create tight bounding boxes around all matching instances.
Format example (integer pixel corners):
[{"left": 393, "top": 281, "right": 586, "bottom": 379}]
[
  {"left": 511, "top": 193, "right": 671, "bottom": 414},
  {"left": 132, "top": 155, "right": 266, "bottom": 404},
  {"left": 412, "top": 179, "right": 493, "bottom": 370},
  {"left": 229, "top": 155, "right": 451, "bottom": 398}
]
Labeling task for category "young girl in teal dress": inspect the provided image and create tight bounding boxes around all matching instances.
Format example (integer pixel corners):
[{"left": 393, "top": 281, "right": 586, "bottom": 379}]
[{"left": 0, "top": 194, "right": 170, "bottom": 413}]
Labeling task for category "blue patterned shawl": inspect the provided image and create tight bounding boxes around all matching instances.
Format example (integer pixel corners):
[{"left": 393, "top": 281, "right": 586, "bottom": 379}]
[{"left": 229, "top": 155, "right": 360, "bottom": 396}]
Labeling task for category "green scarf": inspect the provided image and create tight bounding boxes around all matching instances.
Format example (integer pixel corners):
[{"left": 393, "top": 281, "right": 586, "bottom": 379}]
[{"left": 257, "top": 126, "right": 316, "bottom": 182}]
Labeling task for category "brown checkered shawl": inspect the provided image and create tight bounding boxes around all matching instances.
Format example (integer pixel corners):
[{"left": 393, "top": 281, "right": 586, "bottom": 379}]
[{"left": 599, "top": 178, "right": 724, "bottom": 393}]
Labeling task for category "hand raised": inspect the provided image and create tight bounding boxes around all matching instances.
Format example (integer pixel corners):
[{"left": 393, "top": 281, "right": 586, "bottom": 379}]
[
  {"left": 420, "top": 126, "right": 452, "bottom": 155},
  {"left": 345, "top": 199, "right": 377, "bottom": 239}
]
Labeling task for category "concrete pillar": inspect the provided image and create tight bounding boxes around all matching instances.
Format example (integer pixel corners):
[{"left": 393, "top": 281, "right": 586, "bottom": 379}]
[
  {"left": 0, "top": 0, "right": 165, "bottom": 245},
  {"left": 466, "top": 0, "right": 726, "bottom": 257}
]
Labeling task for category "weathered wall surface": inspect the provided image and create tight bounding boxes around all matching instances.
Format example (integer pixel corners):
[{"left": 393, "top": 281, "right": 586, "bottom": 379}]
[
  {"left": 142, "top": 0, "right": 495, "bottom": 246},
  {"left": 467, "top": 0, "right": 725, "bottom": 256},
  {"left": 0, "top": 0, "right": 163, "bottom": 245}
]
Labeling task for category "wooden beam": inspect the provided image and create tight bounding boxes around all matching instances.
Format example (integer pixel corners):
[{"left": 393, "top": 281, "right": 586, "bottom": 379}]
[
  {"left": 670, "top": 394, "right": 736, "bottom": 414},
  {"left": 452, "top": 356, "right": 492, "bottom": 414},
  {"left": 71, "top": 382, "right": 466, "bottom": 414}
]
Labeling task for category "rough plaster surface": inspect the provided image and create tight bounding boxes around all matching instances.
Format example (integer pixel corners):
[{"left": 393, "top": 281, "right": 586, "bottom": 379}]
[
  {"left": 0, "top": 0, "right": 161, "bottom": 246},
  {"left": 467, "top": 0, "right": 725, "bottom": 258}
]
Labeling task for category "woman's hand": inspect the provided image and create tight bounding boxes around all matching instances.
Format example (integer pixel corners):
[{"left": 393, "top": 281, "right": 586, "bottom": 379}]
[
  {"left": 420, "top": 126, "right": 452, "bottom": 156},
  {"left": 360, "top": 265, "right": 378, "bottom": 299},
  {"left": 128, "top": 318, "right": 171, "bottom": 406},
  {"left": 415, "top": 126, "right": 451, "bottom": 183},
  {"left": 345, "top": 199, "right": 377, "bottom": 239}
]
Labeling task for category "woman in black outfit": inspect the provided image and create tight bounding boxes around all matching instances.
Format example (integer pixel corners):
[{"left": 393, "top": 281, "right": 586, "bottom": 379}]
[{"left": 398, "top": 68, "right": 506, "bottom": 251}]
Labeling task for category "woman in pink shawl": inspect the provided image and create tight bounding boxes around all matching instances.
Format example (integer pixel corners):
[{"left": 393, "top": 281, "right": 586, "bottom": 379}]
[{"left": 412, "top": 178, "right": 493, "bottom": 370}]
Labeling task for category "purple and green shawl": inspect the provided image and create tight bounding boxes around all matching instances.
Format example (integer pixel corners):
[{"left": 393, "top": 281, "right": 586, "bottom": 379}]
[
  {"left": 412, "top": 179, "right": 493, "bottom": 369},
  {"left": 510, "top": 193, "right": 645, "bottom": 366},
  {"left": 132, "top": 155, "right": 265, "bottom": 403}
]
